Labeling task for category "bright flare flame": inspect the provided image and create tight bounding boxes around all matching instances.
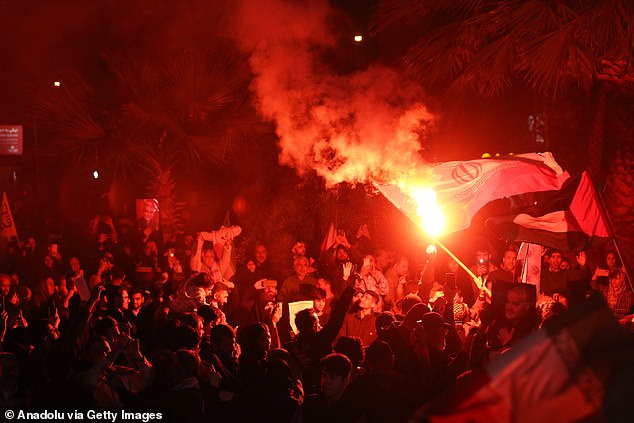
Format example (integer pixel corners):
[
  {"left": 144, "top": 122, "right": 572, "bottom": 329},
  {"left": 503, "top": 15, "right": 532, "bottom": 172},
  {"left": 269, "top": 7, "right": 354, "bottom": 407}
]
[{"left": 409, "top": 187, "right": 445, "bottom": 238}]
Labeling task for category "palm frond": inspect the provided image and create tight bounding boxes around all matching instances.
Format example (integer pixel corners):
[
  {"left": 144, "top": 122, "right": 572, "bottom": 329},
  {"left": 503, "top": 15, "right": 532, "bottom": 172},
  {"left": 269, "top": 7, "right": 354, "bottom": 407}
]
[{"left": 518, "top": 28, "right": 597, "bottom": 96}]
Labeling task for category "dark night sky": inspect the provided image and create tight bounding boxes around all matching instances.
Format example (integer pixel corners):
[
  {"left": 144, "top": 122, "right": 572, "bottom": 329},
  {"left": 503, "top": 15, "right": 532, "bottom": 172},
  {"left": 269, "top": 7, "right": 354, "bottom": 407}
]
[{"left": 0, "top": 0, "right": 604, "bottom": 246}]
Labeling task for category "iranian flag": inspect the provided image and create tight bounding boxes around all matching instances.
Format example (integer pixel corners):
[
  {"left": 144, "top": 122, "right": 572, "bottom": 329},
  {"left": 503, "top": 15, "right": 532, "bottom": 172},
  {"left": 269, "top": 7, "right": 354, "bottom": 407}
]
[{"left": 374, "top": 152, "right": 570, "bottom": 236}]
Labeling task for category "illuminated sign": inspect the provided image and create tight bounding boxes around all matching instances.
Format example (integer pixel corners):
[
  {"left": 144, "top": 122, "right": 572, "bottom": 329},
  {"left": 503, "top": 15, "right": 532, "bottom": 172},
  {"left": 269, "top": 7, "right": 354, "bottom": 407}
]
[{"left": 0, "top": 125, "right": 23, "bottom": 155}]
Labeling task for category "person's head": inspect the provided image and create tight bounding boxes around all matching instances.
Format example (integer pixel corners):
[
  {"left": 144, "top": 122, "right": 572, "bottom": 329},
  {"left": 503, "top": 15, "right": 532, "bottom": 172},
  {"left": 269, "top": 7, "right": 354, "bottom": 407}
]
[
  {"left": 312, "top": 287, "right": 327, "bottom": 313},
  {"left": 359, "top": 290, "right": 379, "bottom": 311},
  {"left": 609, "top": 269, "right": 626, "bottom": 287},
  {"left": 295, "top": 308, "right": 320, "bottom": 335},
  {"left": 44, "top": 255, "right": 54, "bottom": 269},
  {"left": 212, "top": 282, "right": 230, "bottom": 307},
  {"left": 291, "top": 241, "right": 307, "bottom": 257},
  {"left": 202, "top": 248, "right": 216, "bottom": 268},
  {"left": 501, "top": 249, "right": 517, "bottom": 272},
  {"left": 174, "top": 324, "right": 201, "bottom": 351},
  {"left": 421, "top": 312, "right": 449, "bottom": 350},
  {"left": 375, "top": 249, "right": 394, "bottom": 272},
  {"left": 54, "top": 276, "right": 68, "bottom": 297},
  {"left": 245, "top": 258, "right": 257, "bottom": 273},
  {"left": 179, "top": 313, "right": 205, "bottom": 340},
  {"left": 375, "top": 311, "right": 395, "bottom": 338},
  {"left": 320, "top": 353, "right": 352, "bottom": 402},
  {"left": 190, "top": 273, "right": 214, "bottom": 297},
  {"left": 335, "top": 245, "right": 350, "bottom": 262},
  {"left": 105, "top": 284, "right": 130, "bottom": 311},
  {"left": 143, "top": 201, "right": 158, "bottom": 223},
  {"left": 110, "top": 266, "right": 126, "bottom": 284},
  {"left": 552, "top": 289, "right": 569, "bottom": 308},
  {"left": 0, "top": 274, "right": 11, "bottom": 297},
  {"left": 168, "top": 349, "right": 200, "bottom": 386},
  {"left": 254, "top": 242, "right": 268, "bottom": 265},
  {"left": 475, "top": 247, "right": 491, "bottom": 276},
  {"left": 401, "top": 294, "right": 423, "bottom": 316},
  {"left": 365, "top": 340, "right": 394, "bottom": 374},
  {"left": 86, "top": 336, "right": 111, "bottom": 365},
  {"left": 393, "top": 256, "right": 409, "bottom": 277},
  {"left": 262, "top": 284, "right": 277, "bottom": 302},
  {"left": 361, "top": 255, "right": 376, "bottom": 272},
  {"left": 238, "top": 323, "right": 271, "bottom": 358},
  {"left": 97, "top": 232, "right": 109, "bottom": 244},
  {"left": 293, "top": 256, "right": 309, "bottom": 279},
  {"left": 93, "top": 316, "right": 121, "bottom": 344},
  {"left": 540, "top": 300, "right": 567, "bottom": 327},
  {"left": 131, "top": 289, "right": 145, "bottom": 311},
  {"left": 548, "top": 250, "right": 563, "bottom": 271},
  {"left": 316, "top": 278, "right": 332, "bottom": 295},
  {"left": 99, "top": 252, "right": 113, "bottom": 271},
  {"left": 144, "top": 240, "right": 158, "bottom": 256},
  {"left": 605, "top": 251, "right": 620, "bottom": 270},
  {"left": 43, "top": 277, "right": 56, "bottom": 297},
  {"left": 453, "top": 288, "right": 464, "bottom": 304},
  {"left": 69, "top": 257, "right": 81, "bottom": 273},
  {"left": 559, "top": 258, "right": 571, "bottom": 271},
  {"left": 25, "top": 237, "right": 36, "bottom": 251},
  {"left": 505, "top": 286, "right": 531, "bottom": 324},
  {"left": 210, "top": 324, "right": 236, "bottom": 358},
  {"left": 17, "top": 285, "right": 31, "bottom": 303},
  {"left": 333, "top": 336, "right": 364, "bottom": 367},
  {"left": 402, "top": 303, "right": 431, "bottom": 331}
]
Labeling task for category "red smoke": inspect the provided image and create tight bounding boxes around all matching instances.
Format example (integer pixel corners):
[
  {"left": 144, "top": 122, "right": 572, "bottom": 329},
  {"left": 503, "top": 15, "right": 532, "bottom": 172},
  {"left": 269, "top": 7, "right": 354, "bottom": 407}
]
[{"left": 232, "top": 0, "right": 435, "bottom": 187}]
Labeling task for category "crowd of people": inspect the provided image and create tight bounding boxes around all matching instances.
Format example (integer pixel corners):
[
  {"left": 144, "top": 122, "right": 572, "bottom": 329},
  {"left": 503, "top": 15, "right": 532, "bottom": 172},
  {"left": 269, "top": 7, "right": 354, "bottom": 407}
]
[{"left": 0, "top": 214, "right": 632, "bottom": 422}]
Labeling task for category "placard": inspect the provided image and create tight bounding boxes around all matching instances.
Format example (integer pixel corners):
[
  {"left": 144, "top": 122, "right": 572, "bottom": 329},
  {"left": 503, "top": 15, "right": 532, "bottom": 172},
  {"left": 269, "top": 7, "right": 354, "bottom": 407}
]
[{"left": 0, "top": 126, "right": 22, "bottom": 155}]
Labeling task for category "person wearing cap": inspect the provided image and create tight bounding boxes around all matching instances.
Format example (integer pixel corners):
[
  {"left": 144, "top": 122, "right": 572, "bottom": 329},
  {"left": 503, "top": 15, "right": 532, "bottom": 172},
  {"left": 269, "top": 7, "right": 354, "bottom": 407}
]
[
  {"left": 374, "top": 311, "right": 396, "bottom": 341},
  {"left": 420, "top": 312, "right": 451, "bottom": 351},
  {"left": 338, "top": 290, "right": 379, "bottom": 347}
]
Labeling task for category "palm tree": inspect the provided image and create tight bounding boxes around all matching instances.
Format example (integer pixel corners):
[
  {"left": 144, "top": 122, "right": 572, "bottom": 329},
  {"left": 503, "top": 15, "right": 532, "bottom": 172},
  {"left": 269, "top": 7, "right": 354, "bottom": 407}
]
[
  {"left": 33, "top": 46, "right": 269, "bottom": 241},
  {"left": 373, "top": 0, "right": 634, "bottom": 254},
  {"left": 372, "top": 0, "right": 633, "bottom": 167}
]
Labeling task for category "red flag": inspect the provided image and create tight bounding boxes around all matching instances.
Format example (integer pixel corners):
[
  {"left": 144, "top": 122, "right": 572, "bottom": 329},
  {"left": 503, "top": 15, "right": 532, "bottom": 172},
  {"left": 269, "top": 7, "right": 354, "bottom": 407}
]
[
  {"left": 486, "top": 171, "right": 610, "bottom": 251},
  {"left": 375, "top": 152, "right": 570, "bottom": 236},
  {"left": 0, "top": 192, "right": 18, "bottom": 240},
  {"left": 320, "top": 222, "right": 337, "bottom": 253}
]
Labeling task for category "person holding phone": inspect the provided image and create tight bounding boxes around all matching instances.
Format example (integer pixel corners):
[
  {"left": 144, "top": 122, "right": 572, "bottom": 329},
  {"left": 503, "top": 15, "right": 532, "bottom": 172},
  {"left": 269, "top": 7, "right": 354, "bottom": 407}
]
[{"left": 592, "top": 251, "right": 622, "bottom": 288}]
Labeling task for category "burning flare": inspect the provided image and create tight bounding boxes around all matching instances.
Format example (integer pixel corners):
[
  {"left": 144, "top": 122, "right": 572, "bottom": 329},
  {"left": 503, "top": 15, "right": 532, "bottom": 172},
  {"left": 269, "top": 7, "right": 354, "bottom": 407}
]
[{"left": 407, "top": 185, "right": 446, "bottom": 238}]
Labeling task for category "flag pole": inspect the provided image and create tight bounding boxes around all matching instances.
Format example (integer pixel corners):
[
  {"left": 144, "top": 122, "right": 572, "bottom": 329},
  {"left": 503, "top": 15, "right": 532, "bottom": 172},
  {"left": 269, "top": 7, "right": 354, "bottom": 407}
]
[
  {"left": 434, "top": 238, "right": 491, "bottom": 297},
  {"left": 592, "top": 172, "right": 634, "bottom": 292}
]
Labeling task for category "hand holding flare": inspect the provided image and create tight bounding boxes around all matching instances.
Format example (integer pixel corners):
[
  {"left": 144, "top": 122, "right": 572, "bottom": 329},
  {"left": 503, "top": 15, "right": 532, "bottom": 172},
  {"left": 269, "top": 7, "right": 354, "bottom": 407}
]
[{"left": 409, "top": 184, "right": 491, "bottom": 297}]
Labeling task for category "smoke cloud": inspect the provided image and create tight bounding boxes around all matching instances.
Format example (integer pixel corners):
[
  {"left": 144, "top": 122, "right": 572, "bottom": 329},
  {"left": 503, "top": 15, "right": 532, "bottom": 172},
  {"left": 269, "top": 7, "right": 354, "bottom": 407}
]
[{"left": 232, "top": 0, "right": 435, "bottom": 187}]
